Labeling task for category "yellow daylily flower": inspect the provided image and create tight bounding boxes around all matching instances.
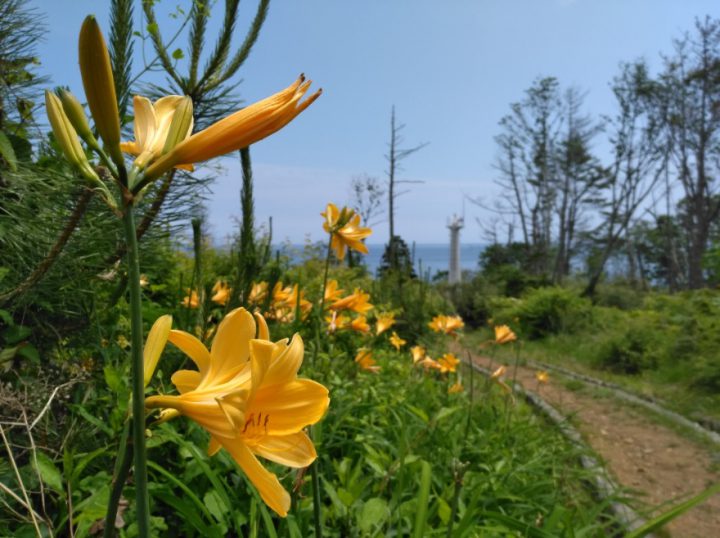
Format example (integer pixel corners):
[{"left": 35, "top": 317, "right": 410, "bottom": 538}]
[
  {"left": 323, "top": 279, "right": 344, "bottom": 305},
  {"left": 419, "top": 356, "right": 442, "bottom": 372},
  {"left": 438, "top": 352, "right": 460, "bottom": 373},
  {"left": 121, "top": 95, "right": 194, "bottom": 172},
  {"left": 428, "top": 314, "right": 465, "bottom": 337},
  {"left": 349, "top": 315, "right": 370, "bottom": 333},
  {"left": 322, "top": 203, "right": 372, "bottom": 261},
  {"left": 144, "top": 75, "right": 321, "bottom": 181},
  {"left": 375, "top": 313, "right": 396, "bottom": 336},
  {"left": 267, "top": 283, "right": 312, "bottom": 322},
  {"left": 211, "top": 281, "right": 232, "bottom": 306},
  {"left": 248, "top": 281, "right": 269, "bottom": 306},
  {"left": 145, "top": 308, "right": 330, "bottom": 517},
  {"left": 410, "top": 345, "right": 426, "bottom": 364},
  {"left": 355, "top": 348, "right": 380, "bottom": 373},
  {"left": 535, "top": 370, "right": 549, "bottom": 384},
  {"left": 389, "top": 331, "right": 406, "bottom": 351},
  {"left": 330, "top": 288, "right": 373, "bottom": 314},
  {"left": 182, "top": 289, "right": 200, "bottom": 309},
  {"left": 325, "top": 311, "right": 349, "bottom": 334},
  {"left": 448, "top": 382, "right": 464, "bottom": 394},
  {"left": 490, "top": 365, "right": 513, "bottom": 396},
  {"left": 494, "top": 325, "right": 517, "bottom": 345}
]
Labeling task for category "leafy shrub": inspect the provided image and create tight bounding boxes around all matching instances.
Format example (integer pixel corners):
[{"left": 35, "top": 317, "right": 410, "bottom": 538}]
[
  {"left": 441, "top": 275, "right": 495, "bottom": 328},
  {"left": 593, "top": 283, "right": 645, "bottom": 310},
  {"left": 512, "top": 287, "right": 591, "bottom": 339},
  {"left": 592, "top": 322, "right": 659, "bottom": 374},
  {"left": 690, "top": 356, "right": 720, "bottom": 392}
]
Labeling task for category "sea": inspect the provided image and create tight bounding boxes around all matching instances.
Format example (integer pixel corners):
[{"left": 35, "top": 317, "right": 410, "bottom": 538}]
[{"left": 283, "top": 243, "right": 485, "bottom": 278}]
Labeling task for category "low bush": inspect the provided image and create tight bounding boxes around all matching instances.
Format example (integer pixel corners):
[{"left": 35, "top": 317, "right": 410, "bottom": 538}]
[{"left": 514, "top": 287, "right": 591, "bottom": 339}]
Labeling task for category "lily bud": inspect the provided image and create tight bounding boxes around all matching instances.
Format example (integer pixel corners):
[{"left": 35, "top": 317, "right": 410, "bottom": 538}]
[
  {"left": 143, "top": 314, "right": 172, "bottom": 387},
  {"left": 78, "top": 16, "right": 123, "bottom": 166},
  {"left": 57, "top": 89, "right": 93, "bottom": 141},
  {"left": 45, "top": 90, "right": 100, "bottom": 183},
  {"left": 162, "top": 96, "right": 194, "bottom": 154}
]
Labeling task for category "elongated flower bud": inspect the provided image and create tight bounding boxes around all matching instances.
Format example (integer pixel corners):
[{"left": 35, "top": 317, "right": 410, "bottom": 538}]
[
  {"left": 78, "top": 16, "right": 123, "bottom": 166},
  {"left": 162, "top": 96, "right": 194, "bottom": 154},
  {"left": 57, "top": 89, "right": 97, "bottom": 145},
  {"left": 143, "top": 314, "right": 172, "bottom": 387},
  {"left": 45, "top": 90, "right": 100, "bottom": 183}
]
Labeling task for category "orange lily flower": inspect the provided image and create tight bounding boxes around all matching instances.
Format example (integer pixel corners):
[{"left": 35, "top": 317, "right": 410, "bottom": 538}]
[
  {"left": 355, "top": 348, "right": 381, "bottom": 373},
  {"left": 322, "top": 203, "right": 372, "bottom": 261},
  {"left": 375, "top": 313, "right": 396, "bottom": 336},
  {"left": 428, "top": 314, "right": 465, "bottom": 336},
  {"left": 494, "top": 325, "right": 517, "bottom": 345},
  {"left": 211, "top": 281, "right": 232, "bottom": 306},
  {"left": 389, "top": 331, "right": 406, "bottom": 351}
]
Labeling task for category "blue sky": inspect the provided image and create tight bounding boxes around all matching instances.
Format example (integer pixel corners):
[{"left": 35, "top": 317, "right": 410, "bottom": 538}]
[{"left": 34, "top": 0, "right": 719, "bottom": 244}]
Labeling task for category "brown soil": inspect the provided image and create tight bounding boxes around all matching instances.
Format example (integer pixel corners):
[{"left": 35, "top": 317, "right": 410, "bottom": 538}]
[{"left": 474, "top": 355, "right": 720, "bottom": 538}]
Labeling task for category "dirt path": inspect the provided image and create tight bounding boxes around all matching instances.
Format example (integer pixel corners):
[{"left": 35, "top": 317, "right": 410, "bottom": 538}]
[{"left": 474, "top": 355, "right": 720, "bottom": 538}]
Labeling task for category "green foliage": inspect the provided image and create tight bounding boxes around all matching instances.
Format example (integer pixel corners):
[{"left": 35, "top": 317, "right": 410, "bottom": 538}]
[
  {"left": 497, "top": 287, "right": 591, "bottom": 339},
  {"left": 377, "top": 235, "right": 416, "bottom": 279},
  {"left": 592, "top": 316, "right": 660, "bottom": 374}
]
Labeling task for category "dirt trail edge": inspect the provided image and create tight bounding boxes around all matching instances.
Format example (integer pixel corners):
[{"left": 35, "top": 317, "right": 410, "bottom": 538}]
[{"left": 470, "top": 354, "right": 720, "bottom": 538}]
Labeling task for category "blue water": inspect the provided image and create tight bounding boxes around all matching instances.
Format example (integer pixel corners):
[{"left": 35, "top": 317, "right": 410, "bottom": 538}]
[{"left": 283, "top": 243, "right": 485, "bottom": 277}]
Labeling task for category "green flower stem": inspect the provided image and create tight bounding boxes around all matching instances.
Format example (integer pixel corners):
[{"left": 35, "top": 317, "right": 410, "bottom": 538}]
[
  {"left": 310, "top": 440, "right": 323, "bottom": 538},
  {"left": 103, "top": 418, "right": 132, "bottom": 538},
  {"left": 122, "top": 203, "right": 151, "bottom": 537},
  {"left": 307, "top": 237, "right": 331, "bottom": 538},
  {"left": 318, "top": 237, "right": 333, "bottom": 313}
]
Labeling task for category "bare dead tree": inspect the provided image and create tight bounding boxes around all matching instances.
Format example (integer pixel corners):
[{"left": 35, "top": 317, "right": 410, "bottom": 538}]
[
  {"left": 552, "top": 87, "right": 605, "bottom": 283},
  {"left": 493, "top": 77, "right": 563, "bottom": 275},
  {"left": 384, "top": 106, "right": 426, "bottom": 268},
  {"left": 660, "top": 17, "right": 720, "bottom": 289},
  {"left": 349, "top": 172, "right": 385, "bottom": 228},
  {"left": 583, "top": 61, "right": 666, "bottom": 297}
]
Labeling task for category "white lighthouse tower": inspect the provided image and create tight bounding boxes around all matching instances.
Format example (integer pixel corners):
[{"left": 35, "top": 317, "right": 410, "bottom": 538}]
[{"left": 448, "top": 214, "right": 464, "bottom": 284}]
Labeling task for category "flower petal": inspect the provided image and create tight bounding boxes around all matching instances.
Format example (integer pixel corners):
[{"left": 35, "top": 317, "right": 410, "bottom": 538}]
[
  {"left": 133, "top": 95, "right": 157, "bottom": 152},
  {"left": 143, "top": 314, "right": 172, "bottom": 386},
  {"left": 207, "top": 435, "right": 222, "bottom": 457},
  {"left": 260, "top": 334, "right": 303, "bottom": 388},
  {"left": 207, "top": 308, "right": 255, "bottom": 385},
  {"left": 168, "top": 330, "right": 210, "bottom": 375},
  {"left": 218, "top": 437, "right": 291, "bottom": 517},
  {"left": 251, "top": 379, "right": 329, "bottom": 435},
  {"left": 249, "top": 339, "right": 275, "bottom": 392},
  {"left": 171, "top": 369, "right": 201, "bottom": 394},
  {"left": 254, "top": 312, "right": 270, "bottom": 340},
  {"left": 250, "top": 431, "right": 316, "bottom": 468},
  {"left": 120, "top": 141, "right": 141, "bottom": 155},
  {"left": 152, "top": 95, "right": 186, "bottom": 153}
]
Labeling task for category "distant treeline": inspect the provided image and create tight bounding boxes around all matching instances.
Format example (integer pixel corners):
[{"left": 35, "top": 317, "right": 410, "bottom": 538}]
[{"left": 484, "top": 16, "right": 720, "bottom": 295}]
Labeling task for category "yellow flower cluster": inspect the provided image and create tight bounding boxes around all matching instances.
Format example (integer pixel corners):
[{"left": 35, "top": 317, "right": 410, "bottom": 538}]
[
  {"left": 428, "top": 314, "right": 465, "bottom": 337},
  {"left": 324, "top": 286, "right": 374, "bottom": 335},
  {"left": 247, "top": 281, "right": 312, "bottom": 323}
]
